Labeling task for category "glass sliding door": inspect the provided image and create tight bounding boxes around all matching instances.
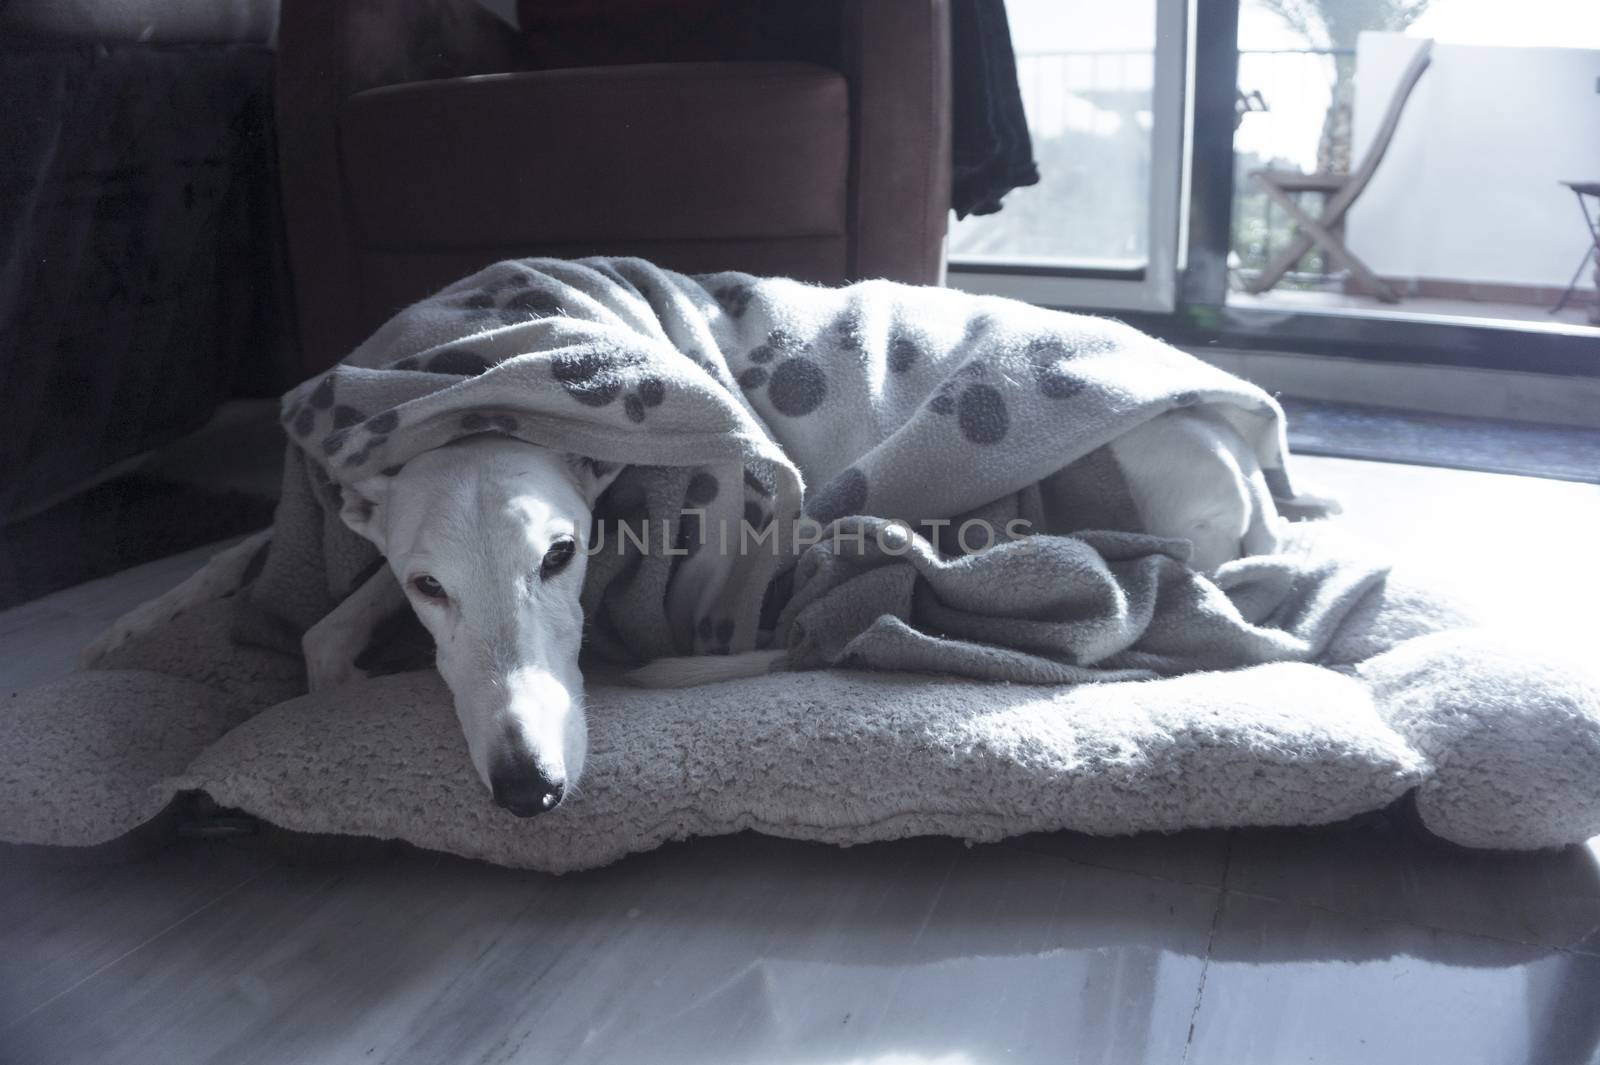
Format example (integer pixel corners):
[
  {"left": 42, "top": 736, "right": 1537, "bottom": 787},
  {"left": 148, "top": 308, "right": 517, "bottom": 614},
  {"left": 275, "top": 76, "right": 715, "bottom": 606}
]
[{"left": 946, "top": 0, "right": 1190, "bottom": 313}]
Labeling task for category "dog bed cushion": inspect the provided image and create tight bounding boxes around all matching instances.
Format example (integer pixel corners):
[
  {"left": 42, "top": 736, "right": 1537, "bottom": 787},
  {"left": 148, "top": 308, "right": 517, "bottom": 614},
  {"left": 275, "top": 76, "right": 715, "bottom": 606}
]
[{"left": 4, "top": 563, "right": 1599, "bottom": 870}]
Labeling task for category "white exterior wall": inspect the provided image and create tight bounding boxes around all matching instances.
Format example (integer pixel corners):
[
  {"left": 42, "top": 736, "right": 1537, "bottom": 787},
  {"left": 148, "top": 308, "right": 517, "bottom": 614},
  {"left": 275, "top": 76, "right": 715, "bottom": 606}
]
[{"left": 1346, "top": 32, "right": 1600, "bottom": 289}]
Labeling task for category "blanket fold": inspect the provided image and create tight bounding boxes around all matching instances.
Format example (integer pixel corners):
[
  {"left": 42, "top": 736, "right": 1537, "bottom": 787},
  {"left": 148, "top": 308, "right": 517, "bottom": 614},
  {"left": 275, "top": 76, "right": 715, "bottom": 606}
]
[
  {"left": 780, "top": 520, "right": 1388, "bottom": 683},
  {"left": 239, "top": 256, "right": 1368, "bottom": 681}
]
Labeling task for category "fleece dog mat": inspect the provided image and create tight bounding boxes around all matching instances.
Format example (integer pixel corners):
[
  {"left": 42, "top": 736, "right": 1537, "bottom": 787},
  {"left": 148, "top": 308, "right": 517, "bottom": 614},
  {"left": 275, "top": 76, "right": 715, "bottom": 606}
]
[
  {"left": 3, "top": 259, "right": 1599, "bottom": 868},
  {"left": 4, "top": 560, "right": 1599, "bottom": 870}
]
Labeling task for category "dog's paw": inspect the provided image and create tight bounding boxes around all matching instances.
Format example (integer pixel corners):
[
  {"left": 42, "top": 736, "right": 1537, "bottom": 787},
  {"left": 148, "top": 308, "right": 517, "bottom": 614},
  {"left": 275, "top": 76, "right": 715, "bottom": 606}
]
[
  {"left": 79, "top": 608, "right": 164, "bottom": 667},
  {"left": 79, "top": 627, "right": 127, "bottom": 668},
  {"left": 303, "top": 644, "right": 368, "bottom": 693},
  {"left": 624, "top": 649, "right": 788, "bottom": 689}
]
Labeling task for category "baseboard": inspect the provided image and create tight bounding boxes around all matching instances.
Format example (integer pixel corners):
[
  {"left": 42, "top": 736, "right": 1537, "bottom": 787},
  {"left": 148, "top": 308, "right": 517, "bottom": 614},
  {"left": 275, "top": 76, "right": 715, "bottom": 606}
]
[{"left": 1188, "top": 347, "right": 1600, "bottom": 430}]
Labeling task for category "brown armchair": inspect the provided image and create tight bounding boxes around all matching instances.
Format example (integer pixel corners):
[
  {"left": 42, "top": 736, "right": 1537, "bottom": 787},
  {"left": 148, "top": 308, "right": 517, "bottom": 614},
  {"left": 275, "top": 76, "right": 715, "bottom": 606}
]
[{"left": 276, "top": 0, "right": 952, "bottom": 374}]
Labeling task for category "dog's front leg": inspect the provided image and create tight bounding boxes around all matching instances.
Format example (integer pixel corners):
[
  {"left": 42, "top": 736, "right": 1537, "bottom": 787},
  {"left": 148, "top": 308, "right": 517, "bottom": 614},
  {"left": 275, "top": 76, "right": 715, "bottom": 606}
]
[
  {"left": 82, "top": 529, "right": 274, "bottom": 667},
  {"left": 302, "top": 566, "right": 408, "bottom": 692}
]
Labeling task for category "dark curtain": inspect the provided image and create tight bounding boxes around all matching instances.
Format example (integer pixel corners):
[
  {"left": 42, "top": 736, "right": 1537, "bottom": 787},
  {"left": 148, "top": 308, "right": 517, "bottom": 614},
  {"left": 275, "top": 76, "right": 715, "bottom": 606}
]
[
  {"left": 950, "top": 0, "right": 1040, "bottom": 219},
  {"left": 0, "top": 42, "right": 292, "bottom": 520}
]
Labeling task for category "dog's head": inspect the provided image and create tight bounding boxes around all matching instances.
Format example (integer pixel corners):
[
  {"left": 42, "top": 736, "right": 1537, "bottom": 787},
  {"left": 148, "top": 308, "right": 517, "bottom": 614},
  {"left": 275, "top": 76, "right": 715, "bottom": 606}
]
[{"left": 339, "top": 435, "right": 620, "bottom": 816}]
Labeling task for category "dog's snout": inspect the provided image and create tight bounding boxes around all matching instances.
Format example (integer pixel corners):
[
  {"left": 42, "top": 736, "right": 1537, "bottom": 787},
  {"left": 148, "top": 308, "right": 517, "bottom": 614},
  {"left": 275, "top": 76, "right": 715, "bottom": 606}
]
[
  {"left": 488, "top": 743, "right": 565, "bottom": 818},
  {"left": 492, "top": 774, "right": 564, "bottom": 818}
]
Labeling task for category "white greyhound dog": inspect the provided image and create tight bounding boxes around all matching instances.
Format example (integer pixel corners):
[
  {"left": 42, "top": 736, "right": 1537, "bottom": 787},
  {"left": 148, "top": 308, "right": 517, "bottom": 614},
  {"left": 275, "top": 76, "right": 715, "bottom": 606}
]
[{"left": 85, "top": 408, "right": 1273, "bottom": 818}]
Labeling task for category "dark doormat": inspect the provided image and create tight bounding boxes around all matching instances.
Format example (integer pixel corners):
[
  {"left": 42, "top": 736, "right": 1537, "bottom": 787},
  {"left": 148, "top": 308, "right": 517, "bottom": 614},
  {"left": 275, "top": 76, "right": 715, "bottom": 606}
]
[
  {"left": 0, "top": 475, "right": 276, "bottom": 611},
  {"left": 1281, "top": 398, "right": 1600, "bottom": 485}
]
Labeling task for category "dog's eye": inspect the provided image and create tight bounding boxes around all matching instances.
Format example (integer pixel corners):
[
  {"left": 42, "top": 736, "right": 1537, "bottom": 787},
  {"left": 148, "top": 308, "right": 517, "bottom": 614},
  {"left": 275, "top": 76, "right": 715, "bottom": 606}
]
[
  {"left": 541, "top": 537, "right": 577, "bottom": 580},
  {"left": 412, "top": 575, "right": 447, "bottom": 601}
]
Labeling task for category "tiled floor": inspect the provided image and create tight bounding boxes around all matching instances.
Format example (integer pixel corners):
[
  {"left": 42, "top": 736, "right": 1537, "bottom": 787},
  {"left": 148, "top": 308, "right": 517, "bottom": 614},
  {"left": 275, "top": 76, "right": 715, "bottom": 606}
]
[{"left": 3, "top": 456, "right": 1600, "bottom": 1065}]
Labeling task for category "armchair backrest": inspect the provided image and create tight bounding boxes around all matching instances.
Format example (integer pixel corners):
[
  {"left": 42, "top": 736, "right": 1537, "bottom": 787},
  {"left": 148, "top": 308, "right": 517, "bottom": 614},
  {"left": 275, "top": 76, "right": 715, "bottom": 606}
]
[{"left": 275, "top": 0, "right": 950, "bottom": 373}]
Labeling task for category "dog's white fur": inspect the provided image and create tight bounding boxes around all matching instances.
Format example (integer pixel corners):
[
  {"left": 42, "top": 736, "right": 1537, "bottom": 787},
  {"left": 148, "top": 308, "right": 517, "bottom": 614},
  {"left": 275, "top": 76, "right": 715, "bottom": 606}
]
[
  {"left": 328, "top": 436, "right": 621, "bottom": 815},
  {"left": 1108, "top": 406, "right": 1276, "bottom": 572},
  {"left": 85, "top": 411, "right": 1273, "bottom": 815}
]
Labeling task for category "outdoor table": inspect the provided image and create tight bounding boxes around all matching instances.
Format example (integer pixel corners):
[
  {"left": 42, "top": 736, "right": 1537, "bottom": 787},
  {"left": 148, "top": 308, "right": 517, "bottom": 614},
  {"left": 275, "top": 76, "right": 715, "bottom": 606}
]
[{"left": 1553, "top": 180, "right": 1600, "bottom": 324}]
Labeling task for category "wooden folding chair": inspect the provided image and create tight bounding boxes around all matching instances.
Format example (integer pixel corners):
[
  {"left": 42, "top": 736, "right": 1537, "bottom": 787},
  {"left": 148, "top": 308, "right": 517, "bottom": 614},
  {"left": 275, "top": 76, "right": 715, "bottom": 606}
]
[{"left": 1245, "top": 40, "right": 1433, "bottom": 303}]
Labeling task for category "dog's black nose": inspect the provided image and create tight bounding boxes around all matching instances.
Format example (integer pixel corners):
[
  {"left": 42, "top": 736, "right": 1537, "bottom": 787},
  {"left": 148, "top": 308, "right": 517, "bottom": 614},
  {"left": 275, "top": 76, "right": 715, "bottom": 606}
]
[
  {"left": 489, "top": 747, "right": 565, "bottom": 818},
  {"left": 493, "top": 777, "right": 563, "bottom": 818}
]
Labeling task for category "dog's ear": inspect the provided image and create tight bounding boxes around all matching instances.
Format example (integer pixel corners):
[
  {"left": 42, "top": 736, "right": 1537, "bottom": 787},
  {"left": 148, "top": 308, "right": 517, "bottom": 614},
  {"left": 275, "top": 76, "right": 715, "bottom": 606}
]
[
  {"left": 568, "top": 456, "right": 625, "bottom": 507},
  {"left": 338, "top": 475, "right": 392, "bottom": 551}
]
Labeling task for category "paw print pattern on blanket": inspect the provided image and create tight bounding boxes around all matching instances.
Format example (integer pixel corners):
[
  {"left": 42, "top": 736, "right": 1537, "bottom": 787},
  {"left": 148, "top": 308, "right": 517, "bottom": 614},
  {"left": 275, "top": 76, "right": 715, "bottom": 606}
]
[
  {"left": 742, "top": 466, "right": 777, "bottom": 532},
  {"left": 738, "top": 330, "right": 828, "bottom": 418},
  {"left": 364, "top": 411, "right": 400, "bottom": 434},
  {"left": 310, "top": 464, "right": 344, "bottom": 507},
  {"left": 686, "top": 471, "right": 719, "bottom": 506},
  {"left": 294, "top": 375, "right": 374, "bottom": 466},
  {"left": 283, "top": 374, "right": 339, "bottom": 440},
  {"left": 500, "top": 288, "right": 565, "bottom": 322},
  {"left": 319, "top": 425, "right": 391, "bottom": 468},
  {"left": 1026, "top": 336, "right": 1112, "bottom": 400},
  {"left": 888, "top": 332, "right": 925, "bottom": 374},
  {"left": 286, "top": 373, "right": 398, "bottom": 472},
  {"left": 828, "top": 312, "right": 926, "bottom": 377},
  {"left": 711, "top": 283, "right": 754, "bottom": 318},
  {"left": 927, "top": 362, "right": 1010, "bottom": 445},
  {"left": 804, "top": 467, "right": 868, "bottom": 524},
  {"left": 550, "top": 350, "right": 667, "bottom": 423},
  {"left": 827, "top": 310, "right": 867, "bottom": 357},
  {"left": 284, "top": 400, "right": 315, "bottom": 439},
  {"left": 744, "top": 467, "right": 774, "bottom": 496},
  {"left": 453, "top": 291, "right": 496, "bottom": 313},
  {"left": 695, "top": 616, "right": 737, "bottom": 654},
  {"left": 331, "top": 404, "right": 365, "bottom": 429},
  {"left": 333, "top": 409, "right": 405, "bottom": 471},
  {"left": 672, "top": 471, "right": 721, "bottom": 556},
  {"left": 385, "top": 347, "right": 492, "bottom": 376},
  {"left": 446, "top": 270, "right": 566, "bottom": 324}
]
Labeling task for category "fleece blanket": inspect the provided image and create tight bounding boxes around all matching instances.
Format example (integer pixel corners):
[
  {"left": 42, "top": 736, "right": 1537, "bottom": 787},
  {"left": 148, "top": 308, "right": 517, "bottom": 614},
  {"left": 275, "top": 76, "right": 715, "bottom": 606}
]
[{"left": 247, "top": 256, "right": 1371, "bottom": 679}]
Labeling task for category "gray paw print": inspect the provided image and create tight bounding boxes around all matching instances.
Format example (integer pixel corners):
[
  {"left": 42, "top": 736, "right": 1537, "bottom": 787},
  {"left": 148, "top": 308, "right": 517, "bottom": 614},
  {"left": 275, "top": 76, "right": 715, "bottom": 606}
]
[
  {"left": 927, "top": 362, "right": 1010, "bottom": 445},
  {"left": 550, "top": 350, "right": 667, "bottom": 423},
  {"left": 738, "top": 330, "right": 828, "bottom": 418}
]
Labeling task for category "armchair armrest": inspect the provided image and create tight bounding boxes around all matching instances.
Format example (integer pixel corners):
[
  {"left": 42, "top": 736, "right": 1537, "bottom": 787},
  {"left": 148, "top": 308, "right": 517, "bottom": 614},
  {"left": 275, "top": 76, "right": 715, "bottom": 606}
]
[{"left": 840, "top": 0, "right": 951, "bottom": 284}]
